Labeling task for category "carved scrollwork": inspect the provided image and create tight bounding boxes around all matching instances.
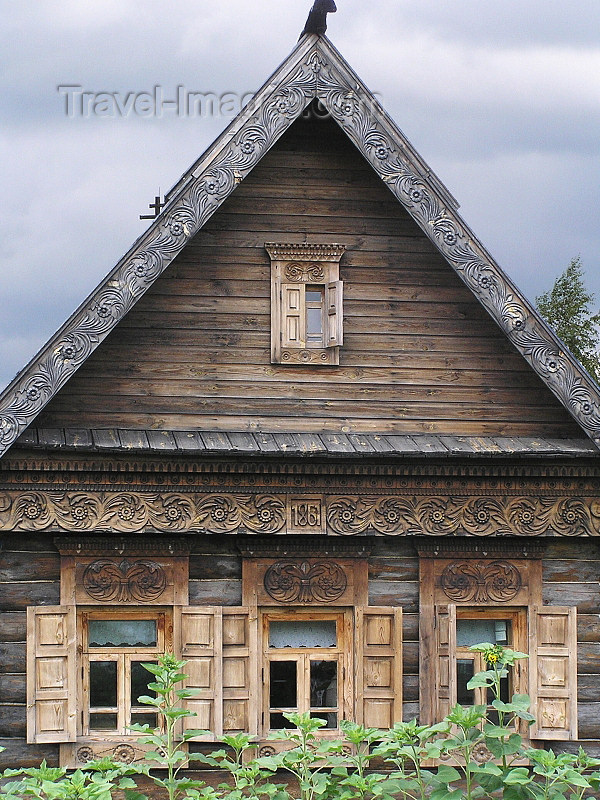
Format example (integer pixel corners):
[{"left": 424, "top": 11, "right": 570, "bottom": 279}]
[
  {"left": 83, "top": 558, "right": 167, "bottom": 602},
  {"left": 284, "top": 262, "right": 325, "bottom": 282},
  {"left": 440, "top": 560, "right": 522, "bottom": 603},
  {"left": 264, "top": 559, "right": 347, "bottom": 603}
]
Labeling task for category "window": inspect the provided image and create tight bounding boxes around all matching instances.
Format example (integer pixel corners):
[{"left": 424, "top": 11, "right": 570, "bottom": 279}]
[
  {"left": 82, "top": 611, "right": 166, "bottom": 735},
  {"left": 266, "top": 242, "right": 344, "bottom": 365},
  {"left": 418, "top": 550, "right": 579, "bottom": 741},
  {"left": 263, "top": 611, "right": 350, "bottom": 733}
]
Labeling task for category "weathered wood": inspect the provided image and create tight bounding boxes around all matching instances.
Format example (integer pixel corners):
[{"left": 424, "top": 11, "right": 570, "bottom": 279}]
[
  {"left": 189, "top": 555, "right": 241, "bottom": 580},
  {"left": 0, "top": 552, "right": 60, "bottom": 582},
  {"left": 544, "top": 584, "right": 600, "bottom": 614},
  {"left": 0, "top": 582, "right": 60, "bottom": 610},
  {"left": 369, "top": 557, "right": 420, "bottom": 581},
  {"left": 543, "top": 559, "right": 600, "bottom": 583},
  {"left": 0, "top": 738, "right": 59, "bottom": 769},
  {"left": 0, "top": 643, "right": 25, "bottom": 674},
  {"left": 188, "top": 580, "right": 243, "bottom": 606},
  {"left": 0, "top": 704, "right": 26, "bottom": 737},
  {"left": 0, "top": 673, "right": 25, "bottom": 704},
  {"left": 0, "top": 612, "right": 26, "bottom": 642}
]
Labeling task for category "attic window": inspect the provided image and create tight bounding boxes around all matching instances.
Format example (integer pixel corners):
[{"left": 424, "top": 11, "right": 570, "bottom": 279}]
[{"left": 266, "top": 243, "right": 345, "bottom": 365}]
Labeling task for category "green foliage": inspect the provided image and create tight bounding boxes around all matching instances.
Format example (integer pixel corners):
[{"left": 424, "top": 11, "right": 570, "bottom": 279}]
[
  {"left": 536, "top": 256, "right": 600, "bottom": 382},
  {"left": 3, "top": 649, "right": 600, "bottom": 800}
]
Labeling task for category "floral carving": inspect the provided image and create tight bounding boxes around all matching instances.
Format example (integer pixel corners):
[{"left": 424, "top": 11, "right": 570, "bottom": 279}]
[
  {"left": 284, "top": 262, "right": 325, "bottom": 282},
  {"left": 264, "top": 560, "right": 347, "bottom": 603},
  {"left": 440, "top": 560, "right": 522, "bottom": 603},
  {"left": 83, "top": 558, "right": 167, "bottom": 602}
]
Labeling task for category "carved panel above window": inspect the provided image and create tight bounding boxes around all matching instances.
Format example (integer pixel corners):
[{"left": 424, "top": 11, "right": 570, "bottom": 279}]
[{"left": 243, "top": 557, "right": 367, "bottom": 606}]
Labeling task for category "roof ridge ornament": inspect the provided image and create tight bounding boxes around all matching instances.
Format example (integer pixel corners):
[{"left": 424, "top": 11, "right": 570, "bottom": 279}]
[{"left": 299, "top": 0, "right": 337, "bottom": 40}]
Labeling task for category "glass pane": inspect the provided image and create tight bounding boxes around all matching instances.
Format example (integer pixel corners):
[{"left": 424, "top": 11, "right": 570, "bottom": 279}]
[
  {"left": 270, "top": 712, "right": 294, "bottom": 729},
  {"left": 306, "top": 290, "right": 323, "bottom": 303},
  {"left": 310, "top": 661, "right": 337, "bottom": 708},
  {"left": 131, "top": 661, "right": 155, "bottom": 705},
  {"left": 269, "top": 620, "right": 337, "bottom": 649},
  {"left": 307, "top": 307, "right": 323, "bottom": 335},
  {"left": 90, "top": 661, "right": 117, "bottom": 707},
  {"left": 270, "top": 661, "right": 297, "bottom": 708},
  {"left": 131, "top": 712, "right": 158, "bottom": 728},
  {"left": 89, "top": 713, "right": 117, "bottom": 730},
  {"left": 456, "top": 619, "right": 511, "bottom": 647},
  {"left": 310, "top": 712, "right": 337, "bottom": 729},
  {"left": 89, "top": 619, "right": 157, "bottom": 647},
  {"left": 457, "top": 659, "right": 475, "bottom": 705}
]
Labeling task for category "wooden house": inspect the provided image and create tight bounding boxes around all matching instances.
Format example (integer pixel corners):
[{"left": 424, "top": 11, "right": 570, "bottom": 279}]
[{"left": 1, "top": 35, "right": 599, "bottom": 771}]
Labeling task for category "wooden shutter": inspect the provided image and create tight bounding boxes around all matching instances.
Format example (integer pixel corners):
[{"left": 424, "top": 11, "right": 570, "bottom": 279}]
[
  {"left": 434, "top": 604, "right": 457, "bottom": 721},
  {"left": 529, "top": 606, "right": 578, "bottom": 740},
  {"left": 326, "top": 280, "right": 343, "bottom": 347},
  {"left": 222, "top": 608, "right": 258, "bottom": 735},
  {"left": 176, "top": 606, "right": 257, "bottom": 740},
  {"left": 27, "top": 606, "right": 77, "bottom": 743},
  {"left": 355, "top": 607, "right": 402, "bottom": 728},
  {"left": 281, "top": 284, "right": 306, "bottom": 348}
]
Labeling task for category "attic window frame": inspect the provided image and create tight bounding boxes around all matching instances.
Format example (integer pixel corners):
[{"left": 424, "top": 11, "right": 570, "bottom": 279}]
[{"left": 266, "top": 243, "right": 345, "bottom": 366}]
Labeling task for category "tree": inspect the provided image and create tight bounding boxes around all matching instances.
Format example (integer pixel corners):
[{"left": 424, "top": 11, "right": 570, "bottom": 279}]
[{"left": 536, "top": 257, "right": 600, "bottom": 383}]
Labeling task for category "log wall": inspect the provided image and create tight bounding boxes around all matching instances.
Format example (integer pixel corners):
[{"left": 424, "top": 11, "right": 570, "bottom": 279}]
[
  {"left": 1, "top": 533, "right": 599, "bottom": 768},
  {"left": 35, "top": 115, "right": 581, "bottom": 438}
]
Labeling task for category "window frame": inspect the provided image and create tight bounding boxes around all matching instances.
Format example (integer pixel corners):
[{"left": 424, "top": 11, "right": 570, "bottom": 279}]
[
  {"left": 80, "top": 607, "right": 168, "bottom": 737},
  {"left": 260, "top": 608, "right": 352, "bottom": 737}
]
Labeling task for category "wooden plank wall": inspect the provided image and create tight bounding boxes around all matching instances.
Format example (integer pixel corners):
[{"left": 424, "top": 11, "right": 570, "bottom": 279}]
[
  {"left": 35, "top": 115, "right": 581, "bottom": 438},
  {"left": 1, "top": 535, "right": 598, "bottom": 767}
]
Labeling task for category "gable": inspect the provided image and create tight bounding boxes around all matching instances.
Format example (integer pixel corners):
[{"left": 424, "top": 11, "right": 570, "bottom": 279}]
[
  {"left": 33, "top": 113, "right": 582, "bottom": 439},
  {"left": 0, "top": 36, "right": 599, "bottom": 455}
]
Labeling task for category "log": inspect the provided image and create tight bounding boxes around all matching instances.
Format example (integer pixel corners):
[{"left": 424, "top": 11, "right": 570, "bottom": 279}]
[
  {"left": 0, "top": 612, "right": 26, "bottom": 642},
  {"left": 0, "top": 583, "right": 60, "bottom": 611},
  {"left": 0, "top": 643, "right": 25, "bottom": 674},
  {"left": 0, "top": 738, "right": 59, "bottom": 769},
  {"left": 0, "top": 673, "right": 25, "bottom": 704}
]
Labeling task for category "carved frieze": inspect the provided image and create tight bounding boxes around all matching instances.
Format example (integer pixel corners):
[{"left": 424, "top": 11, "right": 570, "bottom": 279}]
[
  {"left": 264, "top": 559, "right": 347, "bottom": 603},
  {"left": 0, "top": 490, "right": 599, "bottom": 536},
  {"left": 440, "top": 560, "right": 522, "bottom": 603}
]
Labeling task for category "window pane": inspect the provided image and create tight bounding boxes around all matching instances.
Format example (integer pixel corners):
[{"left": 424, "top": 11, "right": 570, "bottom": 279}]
[
  {"left": 270, "top": 661, "right": 297, "bottom": 708},
  {"left": 269, "top": 620, "right": 337, "bottom": 649},
  {"left": 89, "top": 619, "right": 157, "bottom": 647},
  {"left": 131, "top": 712, "right": 158, "bottom": 728},
  {"left": 90, "top": 661, "right": 117, "bottom": 707},
  {"left": 307, "top": 308, "right": 323, "bottom": 336},
  {"left": 457, "top": 659, "right": 475, "bottom": 705},
  {"left": 310, "top": 661, "right": 337, "bottom": 708},
  {"left": 270, "top": 712, "right": 294, "bottom": 729},
  {"left": 456, "top": 619, "right": 511, "bottom": 647},
  {"left": 311, "top": 712, "right": 337, "bottom": 729},
  {"left": 131, "top": 661, "right": 155, "bottom": 705},
  {"left": 306, "top": 290, "right": 323, "bottom": 303},
  {"left": 89, "top": 713, "right": 117, "bottom": 730}
]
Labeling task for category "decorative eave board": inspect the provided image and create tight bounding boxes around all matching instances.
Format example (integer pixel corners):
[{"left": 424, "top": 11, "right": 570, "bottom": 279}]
[{"left": 1, "top": 36, "right": 600, "bottom": 458}]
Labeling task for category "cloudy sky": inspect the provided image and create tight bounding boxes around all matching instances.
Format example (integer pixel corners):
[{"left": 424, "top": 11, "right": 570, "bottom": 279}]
[{"left": 1, "top": 0, "right": 599, "bottom": 392}]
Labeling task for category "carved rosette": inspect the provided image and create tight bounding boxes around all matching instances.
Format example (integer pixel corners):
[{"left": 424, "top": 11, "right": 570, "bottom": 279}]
[
  {"left": 264, "top": 559, "right": 347, "bottom": 603},
  {"left": 83, "top": 558, "right": 167, "bottom": 602},
  {"left": 440, "top": 560, "right": 522, "bottom": 603},
  {"left": 76, "top": 743, "right": 141, "bottom": 765}
]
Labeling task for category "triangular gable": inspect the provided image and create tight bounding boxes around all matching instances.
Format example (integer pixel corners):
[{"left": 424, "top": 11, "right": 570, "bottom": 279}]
[{"left": 1, "top": 35, "right": 599, "bottom": 457}]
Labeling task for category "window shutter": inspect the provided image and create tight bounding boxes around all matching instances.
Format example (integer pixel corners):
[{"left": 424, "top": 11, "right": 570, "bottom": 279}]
[
  {"left": 529, "top": 606, "right": 578, "bottom": 740},
  {"left": 222, "top": 608, "right": 258, "bottom": 735},
  {"left": 27, "top": 606, "right": 77, "bottom": 743},
  {"left": 326, "top": 280, "right": 343, "bottom": 347},
  {"left": 176, "top": 606, "right": 257, "bottom": 740},
  {"left": 281, "top": 284, "right": 306, "bottom": 348},
  {"left": 434, "top": 604, "right": 457, "bottom": 721},
  {"left": 355, "top": 607, "right": 402, "bottom": 728},
  {"left": 176, "top": 606, "right": 223, "bottom": 740}
]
